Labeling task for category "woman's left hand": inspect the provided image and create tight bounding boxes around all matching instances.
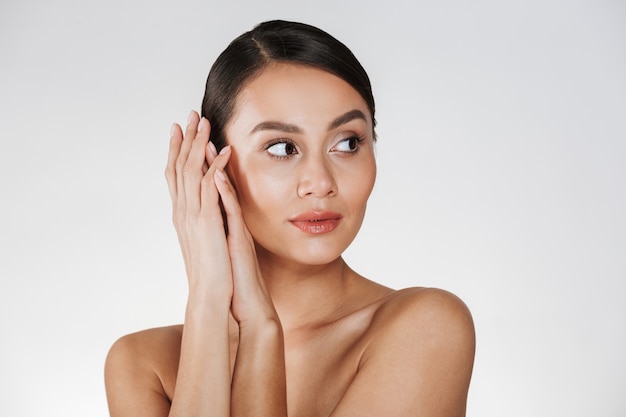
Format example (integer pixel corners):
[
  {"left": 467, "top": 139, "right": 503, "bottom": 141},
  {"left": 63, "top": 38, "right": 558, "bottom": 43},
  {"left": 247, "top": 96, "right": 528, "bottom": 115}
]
[
  {"left": 214, "top": 160, "right": 287, "bottom": 417},
  {"left": 212, "top": 163, "right": 280, "bottom": 328}
]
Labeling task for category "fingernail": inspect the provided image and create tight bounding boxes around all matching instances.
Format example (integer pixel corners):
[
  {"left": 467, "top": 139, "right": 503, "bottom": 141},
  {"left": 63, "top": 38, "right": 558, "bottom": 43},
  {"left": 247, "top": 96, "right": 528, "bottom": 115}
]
[
  {"left": 209, "top": 141, "right": 217, "bottom": 156},
  {"left": 219, "top": 145, "right": 231, "bottom": 155},
  {"left": 197, "top": 117, "right": 206, "bottom": 132},
  {"left": 187, "top": 110, "right": 195, "bottom": 124},
  {"left": 170, "top": 123, "right": 176, "bottom": 136}
]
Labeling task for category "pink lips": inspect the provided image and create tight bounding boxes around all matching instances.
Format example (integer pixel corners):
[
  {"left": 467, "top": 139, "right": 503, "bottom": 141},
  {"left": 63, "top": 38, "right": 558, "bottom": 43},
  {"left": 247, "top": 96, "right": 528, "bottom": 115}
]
[{"left": 289, "top": 210, "right": 343, "bottom": 234}]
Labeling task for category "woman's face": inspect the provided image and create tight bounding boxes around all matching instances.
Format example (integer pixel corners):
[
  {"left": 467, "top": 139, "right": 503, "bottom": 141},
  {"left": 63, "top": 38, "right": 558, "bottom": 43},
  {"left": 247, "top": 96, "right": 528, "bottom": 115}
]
[{"left": 224, "top": 63, "right": 376, "bottom": 266}]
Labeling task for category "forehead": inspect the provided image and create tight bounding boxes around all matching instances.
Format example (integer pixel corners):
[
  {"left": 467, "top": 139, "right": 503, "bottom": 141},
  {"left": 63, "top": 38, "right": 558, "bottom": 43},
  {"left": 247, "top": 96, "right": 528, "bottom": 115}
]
[{"left": 227, "top": 63, "right": 371, "bottom": 133}]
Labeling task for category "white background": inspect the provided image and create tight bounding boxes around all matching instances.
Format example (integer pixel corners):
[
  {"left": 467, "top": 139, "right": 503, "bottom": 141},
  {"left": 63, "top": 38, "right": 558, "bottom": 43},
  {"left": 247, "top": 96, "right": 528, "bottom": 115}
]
[{"left": 1, "top": 0, "right": 624, "bottom": 416}]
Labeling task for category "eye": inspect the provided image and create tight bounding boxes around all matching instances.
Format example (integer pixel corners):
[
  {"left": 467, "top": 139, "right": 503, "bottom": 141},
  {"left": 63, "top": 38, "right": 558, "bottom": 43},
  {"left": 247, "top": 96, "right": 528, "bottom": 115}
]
[
  {"left": 333, "top": 136, "right": 362, "bottom": 153},
  {"left": 265, "top": 140, "right": 298, "bottom": 158}
]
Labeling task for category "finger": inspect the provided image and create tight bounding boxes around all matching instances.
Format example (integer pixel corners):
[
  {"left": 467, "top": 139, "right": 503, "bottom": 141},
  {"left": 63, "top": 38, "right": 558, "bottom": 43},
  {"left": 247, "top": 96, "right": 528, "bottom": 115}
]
[
  {"left": 165, "top": 123, "right": 183, "bottom": 203},
  {"left": 184, "top": 117, "right": 211, "bottom": 212},
  {"left": 213, "top": 163, "right": 250, "bottom": 243},
  {"left": 213, "top": 166, "right": 268, "bottom": 306},
  {"left": 200, "top": 146, "right": 232, "bottom": 219},
  {"left": 201, "top": 141, "right": 216, "bottom": 176},
  {"left": 206, "top": 141, "right": 218, "bottom": 166},
  {"left": 181, "top": 110, "right": 200, "bottom": 161},
  {"left": 175, "top": 110, "right": 200, "bottom": 210}
]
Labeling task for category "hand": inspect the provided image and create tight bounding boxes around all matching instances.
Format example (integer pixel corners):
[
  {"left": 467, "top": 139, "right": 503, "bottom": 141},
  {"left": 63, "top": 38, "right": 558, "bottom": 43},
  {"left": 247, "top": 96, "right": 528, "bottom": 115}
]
[
  {"left": 212, "top": 166, "right": 279, "bottom": 327},
  {"left": 165, "top": 110, "right": 233, "bottom": 304}
]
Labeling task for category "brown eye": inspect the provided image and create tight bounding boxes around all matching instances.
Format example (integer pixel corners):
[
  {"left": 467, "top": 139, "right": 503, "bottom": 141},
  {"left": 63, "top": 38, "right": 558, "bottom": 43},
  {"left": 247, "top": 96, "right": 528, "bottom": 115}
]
[
  {"left": 266, "top": 141, "right": 298, "bottom": 157},
  {"left": 334, "top": 136, "right": 361, "bottom": 153}
]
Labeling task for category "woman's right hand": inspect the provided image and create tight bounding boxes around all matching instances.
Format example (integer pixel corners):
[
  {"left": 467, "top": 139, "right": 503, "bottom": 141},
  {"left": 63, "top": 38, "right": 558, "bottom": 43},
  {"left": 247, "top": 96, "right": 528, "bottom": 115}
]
[{"left": 165, "top": 110, "right": 234, "bottom": 305}]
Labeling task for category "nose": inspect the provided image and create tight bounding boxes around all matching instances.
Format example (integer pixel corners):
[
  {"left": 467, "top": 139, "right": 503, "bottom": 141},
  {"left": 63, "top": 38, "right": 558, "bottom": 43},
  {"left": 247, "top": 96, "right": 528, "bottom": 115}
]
[{"left": 297, "top": 155, "right": 337, "bottom": 198}]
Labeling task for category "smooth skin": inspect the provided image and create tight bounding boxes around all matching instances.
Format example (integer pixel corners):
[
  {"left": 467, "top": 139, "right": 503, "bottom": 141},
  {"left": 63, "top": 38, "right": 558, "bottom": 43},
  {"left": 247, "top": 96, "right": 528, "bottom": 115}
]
[{"left": 104, "top": 64, "right": 475, "bottom": 417}]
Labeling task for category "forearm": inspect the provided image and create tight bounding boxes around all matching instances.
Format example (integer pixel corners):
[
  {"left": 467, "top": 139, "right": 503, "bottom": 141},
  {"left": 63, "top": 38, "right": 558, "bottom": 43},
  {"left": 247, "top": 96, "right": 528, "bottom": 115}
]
[
  {"left": 169, "top": 295, "right": 232, "bottom": 417},
  {"left": 231, "top": 318, "right": 288, "bottom": 417}
]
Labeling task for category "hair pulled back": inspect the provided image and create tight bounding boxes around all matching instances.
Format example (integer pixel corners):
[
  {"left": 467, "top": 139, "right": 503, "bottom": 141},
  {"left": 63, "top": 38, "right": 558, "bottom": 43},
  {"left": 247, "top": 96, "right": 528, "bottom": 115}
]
[{"left": 201, "top": 20, "right": 376, "bottom": 151}]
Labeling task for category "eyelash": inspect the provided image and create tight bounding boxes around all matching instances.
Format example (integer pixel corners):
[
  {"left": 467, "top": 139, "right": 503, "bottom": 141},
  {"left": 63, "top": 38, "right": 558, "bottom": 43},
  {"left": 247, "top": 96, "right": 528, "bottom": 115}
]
[
  {"left": 263, "top": 139, "right": 298, "bottom": 160},
  {"left": 334, "top": 135, "right": 365, "bottom": 154},
  {"left": 263, "top": 136, "right": 365, "bottom": 160}
]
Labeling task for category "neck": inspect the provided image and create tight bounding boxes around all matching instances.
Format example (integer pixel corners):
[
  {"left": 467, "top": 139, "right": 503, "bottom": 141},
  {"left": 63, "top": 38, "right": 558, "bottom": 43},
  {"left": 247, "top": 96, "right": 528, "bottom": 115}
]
[{"left": 256, "top": 251, "right": 356, "bottom": 332}]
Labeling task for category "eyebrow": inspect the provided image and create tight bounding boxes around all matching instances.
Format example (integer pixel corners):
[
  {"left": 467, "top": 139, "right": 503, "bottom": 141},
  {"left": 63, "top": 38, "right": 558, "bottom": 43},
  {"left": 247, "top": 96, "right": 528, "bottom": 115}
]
[
  {"left": 250, "top": 109, "right": 367, "bottom": 135},
  {"left": 327, "top": 109, "right": 367, "bottom": 131}
]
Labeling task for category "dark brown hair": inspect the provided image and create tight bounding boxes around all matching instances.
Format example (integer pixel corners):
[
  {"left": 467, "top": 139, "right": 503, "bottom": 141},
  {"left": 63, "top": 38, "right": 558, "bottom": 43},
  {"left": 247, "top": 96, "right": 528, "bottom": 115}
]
[{"left": 201, "top": 20, "right": 376, "bottom": 151}]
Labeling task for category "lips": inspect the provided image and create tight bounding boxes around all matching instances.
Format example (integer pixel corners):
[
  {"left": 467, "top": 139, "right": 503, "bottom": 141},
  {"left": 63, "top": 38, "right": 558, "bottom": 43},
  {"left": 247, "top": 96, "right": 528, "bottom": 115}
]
[{"left": 289, "top": 210, "right": 343, "bottom": 234}]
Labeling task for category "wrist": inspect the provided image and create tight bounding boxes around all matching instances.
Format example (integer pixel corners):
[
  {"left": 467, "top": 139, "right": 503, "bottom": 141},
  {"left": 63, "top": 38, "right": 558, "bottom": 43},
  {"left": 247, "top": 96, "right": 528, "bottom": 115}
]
[
  {"left": 187, "top": 276, "right": 231, "bottom": 303},
  {"left": 185, "top": 291, "right": 231, "bottom": 319},
  {"left": 238, "top": 314, "right": 283, "bottom": 342}
]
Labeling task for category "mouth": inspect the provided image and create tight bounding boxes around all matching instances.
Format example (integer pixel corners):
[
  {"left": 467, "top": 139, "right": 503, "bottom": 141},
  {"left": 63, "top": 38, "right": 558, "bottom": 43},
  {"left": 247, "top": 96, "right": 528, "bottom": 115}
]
[{"left": 289, "top": 211, "right": 343, "bottom": 234}]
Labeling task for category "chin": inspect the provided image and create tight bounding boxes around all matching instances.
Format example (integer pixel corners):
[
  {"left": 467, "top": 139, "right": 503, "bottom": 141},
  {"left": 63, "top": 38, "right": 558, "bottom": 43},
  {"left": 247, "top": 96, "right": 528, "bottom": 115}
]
[{"left": 255, "top": 238, "right": 349, "bottom": 268}]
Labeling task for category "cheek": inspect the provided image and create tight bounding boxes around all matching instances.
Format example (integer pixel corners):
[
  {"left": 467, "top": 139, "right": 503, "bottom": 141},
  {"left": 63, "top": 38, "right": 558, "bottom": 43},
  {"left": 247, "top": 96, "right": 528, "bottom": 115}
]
[
  {"left": 234, "top": 168, "right": 292, "bottom": 218},
  {"left": 344, "top": 157, "right": 377, "bottom": 207},
  {"left": 226, "top": 152, "right": 283, "bottom": 212}
]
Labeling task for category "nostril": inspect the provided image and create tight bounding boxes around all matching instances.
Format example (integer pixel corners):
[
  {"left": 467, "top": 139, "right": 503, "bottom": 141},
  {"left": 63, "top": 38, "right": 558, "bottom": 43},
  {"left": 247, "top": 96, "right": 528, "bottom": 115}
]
[{"left": 296, "top": 157, "right": 338, "bottom": 198}]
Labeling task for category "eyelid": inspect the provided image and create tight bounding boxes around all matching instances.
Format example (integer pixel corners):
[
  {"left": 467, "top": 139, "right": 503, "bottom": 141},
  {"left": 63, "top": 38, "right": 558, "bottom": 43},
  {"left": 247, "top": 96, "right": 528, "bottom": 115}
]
[
  {"left": 262, "top": 138, "right": 297, "bottom": 150},
  {"left": 332, "top": 134, "right": 365, "bottom": 153},
  {"left": 263, "top": 138, "right": 299, "bottom": 158}
]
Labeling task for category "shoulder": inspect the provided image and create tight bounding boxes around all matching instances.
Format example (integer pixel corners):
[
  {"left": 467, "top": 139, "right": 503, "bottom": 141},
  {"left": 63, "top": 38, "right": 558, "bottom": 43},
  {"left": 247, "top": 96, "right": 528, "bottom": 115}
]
[
  {"left": 367, "top": 287, "right": 475, "bottom": 357},
  {"left": 331, "top": 288, "right": 475, "bottom": 415},
  {"left": 105, "top": 325, "right": 183, "bottom": 412},
  {"left": 106, "top": 325, "right": 183, "bottom": 369},
  {"left": 375, "top": 286, "right": 473, "bottom": 326}
]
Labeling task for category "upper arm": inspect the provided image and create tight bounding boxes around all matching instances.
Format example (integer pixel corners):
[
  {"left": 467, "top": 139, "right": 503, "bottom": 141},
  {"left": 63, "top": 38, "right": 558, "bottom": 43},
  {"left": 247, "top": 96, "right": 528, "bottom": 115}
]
[
  {"left": 104, "top": 328, "right": 180, "bottom": 417},
  {"left": 330, "top": 288, "right": 475, "bottom": 417}
]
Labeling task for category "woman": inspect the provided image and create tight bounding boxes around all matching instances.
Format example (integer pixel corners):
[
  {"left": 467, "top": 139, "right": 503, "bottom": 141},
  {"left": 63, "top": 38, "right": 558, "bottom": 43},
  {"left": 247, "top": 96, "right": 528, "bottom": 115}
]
[{"left": 105, "top": 20, "right": 475, "bottom": 417}]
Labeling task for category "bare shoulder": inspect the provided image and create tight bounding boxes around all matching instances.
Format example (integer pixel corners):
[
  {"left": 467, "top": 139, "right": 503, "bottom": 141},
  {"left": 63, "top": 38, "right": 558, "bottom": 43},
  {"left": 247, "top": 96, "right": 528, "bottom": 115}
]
[
  {"left": 106, "top": 325, "right": 183, "bottom": 361},
  {"left": 366, "top": 286, "right": 475, "bottom": 361},
  {"left": 372, "top": 287, "right": 474, "bottom": 334},
  {"left": 104, "top": 325, "right": 183, "bottom": 416},
  {"left": 331, "top": 287, "right": 475, "bottom": 416}
]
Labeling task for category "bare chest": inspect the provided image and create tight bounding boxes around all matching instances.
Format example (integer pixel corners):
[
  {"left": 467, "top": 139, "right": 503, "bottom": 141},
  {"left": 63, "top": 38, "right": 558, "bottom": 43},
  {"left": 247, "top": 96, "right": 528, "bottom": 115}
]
[{"left": 282, "top": 317, "right": 372, "bottom": 417}]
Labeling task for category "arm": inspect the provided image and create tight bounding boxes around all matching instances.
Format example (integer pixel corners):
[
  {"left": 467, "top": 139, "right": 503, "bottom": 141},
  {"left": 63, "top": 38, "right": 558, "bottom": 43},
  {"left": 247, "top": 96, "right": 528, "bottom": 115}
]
[
  {"left": 230, "top": 318, "right": 287, "bottom": 416},
  {"left": 212, "top": 161, "right": 288, "bottom": 417},
  {"left": 105, "top": 112, "right": 287, "bottom": 417},
  {"left": 105, "top": 112, "right": 234, "bottom": 417},
  {"left": 166, "top": 112, "right": 234, "bottom": 417},
  {"left": 330, "top": 288, "right": 475, "bottom": 417}
]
